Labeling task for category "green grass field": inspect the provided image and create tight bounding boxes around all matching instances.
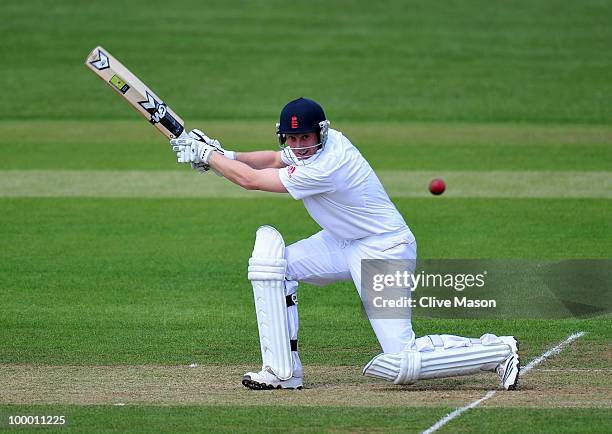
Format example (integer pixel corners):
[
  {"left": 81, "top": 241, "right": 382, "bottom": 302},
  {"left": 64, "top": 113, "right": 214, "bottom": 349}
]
[{"left": 1, "top": 0, "right": 611, "bottom": 432}]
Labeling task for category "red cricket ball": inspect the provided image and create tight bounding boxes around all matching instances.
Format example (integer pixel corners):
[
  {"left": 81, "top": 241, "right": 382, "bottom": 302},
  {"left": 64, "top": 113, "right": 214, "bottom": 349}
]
[{"left": 429, "top": 178, "right": 446, "bottom": 195}]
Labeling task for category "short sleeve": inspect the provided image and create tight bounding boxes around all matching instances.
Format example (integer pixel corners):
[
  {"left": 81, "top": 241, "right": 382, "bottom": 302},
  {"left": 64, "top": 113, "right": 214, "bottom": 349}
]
[
  {"left": 278, "top": 164, "right": 335, "bottom": 200},
  {"left": 279, "top": 150, "right": 292, "bottom": 166}
]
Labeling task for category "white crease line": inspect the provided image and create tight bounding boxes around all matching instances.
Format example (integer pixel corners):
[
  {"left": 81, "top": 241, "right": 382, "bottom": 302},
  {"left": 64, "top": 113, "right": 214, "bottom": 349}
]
[
  {"left": 422, "top": 390, "right": 497, "bottom": 434},
  {"left": 521, "top": 332, "right": 585, "bottom": 375},
  {"left": 422, "top": 331, "right": 585, "bottom": 434}
]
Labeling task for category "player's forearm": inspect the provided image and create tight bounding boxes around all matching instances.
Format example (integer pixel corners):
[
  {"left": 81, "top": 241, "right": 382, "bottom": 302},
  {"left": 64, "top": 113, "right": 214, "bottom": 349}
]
[
  {"left": 209, "top": 153, "right": 286, "bottom": 193},
  {"left": 236, "top": 150, "right": 283, "bottom": 169},
  {"left": 209, "top": 152, "right": 260, "bottom": 190}
]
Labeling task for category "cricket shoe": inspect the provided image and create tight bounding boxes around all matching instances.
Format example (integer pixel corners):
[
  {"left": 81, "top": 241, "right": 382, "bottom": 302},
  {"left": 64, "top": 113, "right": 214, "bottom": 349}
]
[
  {"left": 242, "top": 368, "right": 303, "bottom": 390},
  {"left": 496, "top": 336, "right": 520, "bottom": 390}
]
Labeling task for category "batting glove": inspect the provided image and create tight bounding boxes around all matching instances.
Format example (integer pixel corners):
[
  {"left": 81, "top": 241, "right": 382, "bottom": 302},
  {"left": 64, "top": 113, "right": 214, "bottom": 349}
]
[
  {"left": 188, "top": 129, "right": 234, "bottom": 176},
  {"left": 188, "top": 129, "right": 236, "bottom": 160},
  {"left": 170, "top": 138, "right": 215, "bottom": 164}
]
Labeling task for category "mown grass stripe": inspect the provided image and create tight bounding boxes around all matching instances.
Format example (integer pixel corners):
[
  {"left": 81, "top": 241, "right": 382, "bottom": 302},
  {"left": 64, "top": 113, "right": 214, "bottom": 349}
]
[
  {"left": 1, "top": 121, "right": 611, "bottom": 147},
  {"left": 1, "top": 170, "right": 611, "bottom": 198}
]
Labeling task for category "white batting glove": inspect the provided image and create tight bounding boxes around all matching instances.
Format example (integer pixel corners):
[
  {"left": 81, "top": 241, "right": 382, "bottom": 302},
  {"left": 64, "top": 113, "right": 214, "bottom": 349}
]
[
  {"left": 188, "top": 129, "right": 236, "bottom": 160},
  {"left": 187, "top": 129, "right": 232, "bottom": 176},
  {"left": 170, "top": 138, "right": 215, "bottom": 164},
  {"left": 191, "top": 163, "right": 210, "bottom": 174}
]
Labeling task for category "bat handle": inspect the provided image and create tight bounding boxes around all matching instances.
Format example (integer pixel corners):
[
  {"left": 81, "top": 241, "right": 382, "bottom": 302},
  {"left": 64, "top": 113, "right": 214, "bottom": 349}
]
[{"left": 177, "top": 129, "right": 190, "bottom": 139}]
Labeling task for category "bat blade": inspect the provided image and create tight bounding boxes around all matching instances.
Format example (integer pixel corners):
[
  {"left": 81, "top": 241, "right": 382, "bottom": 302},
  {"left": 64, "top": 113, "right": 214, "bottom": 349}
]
[{"left": 85, "top": 46, "right": 186, "bottom": 139}]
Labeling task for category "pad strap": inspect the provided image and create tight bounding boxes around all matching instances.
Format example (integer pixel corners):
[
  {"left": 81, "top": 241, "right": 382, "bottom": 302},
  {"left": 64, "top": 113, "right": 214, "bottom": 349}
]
[
  {"left": 248, "top": 258, "right": 286, "bottom": 281},
  {"left": 286, "top": 294, "right": 297, "bottom": 307}
]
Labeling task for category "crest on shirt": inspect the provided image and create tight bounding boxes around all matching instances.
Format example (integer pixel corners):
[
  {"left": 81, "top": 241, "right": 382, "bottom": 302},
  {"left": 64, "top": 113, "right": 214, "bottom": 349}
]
[{"left": 287, "top": 165, "right": 296, "bottom": 177}]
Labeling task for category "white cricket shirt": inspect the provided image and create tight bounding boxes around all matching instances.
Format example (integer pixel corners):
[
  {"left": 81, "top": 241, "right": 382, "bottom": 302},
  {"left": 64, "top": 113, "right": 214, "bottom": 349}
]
[{"left": 278, "top": 129, "right": 409, "bottom": 240}]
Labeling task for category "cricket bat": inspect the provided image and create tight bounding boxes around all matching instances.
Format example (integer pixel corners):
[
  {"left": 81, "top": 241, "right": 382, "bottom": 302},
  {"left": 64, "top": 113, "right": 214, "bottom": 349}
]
[{"left": 85, "top": 46, "right": 187, "bottom": 139}]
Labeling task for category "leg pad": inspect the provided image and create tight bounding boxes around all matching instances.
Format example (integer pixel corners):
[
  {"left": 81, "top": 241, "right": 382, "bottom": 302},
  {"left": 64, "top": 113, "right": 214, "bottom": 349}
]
[{"left": 248, "top": 226, "right": 293, "bottom": 380}]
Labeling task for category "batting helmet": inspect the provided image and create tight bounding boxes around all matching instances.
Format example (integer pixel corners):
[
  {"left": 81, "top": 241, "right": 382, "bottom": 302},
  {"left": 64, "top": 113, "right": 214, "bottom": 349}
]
[
  {"left": 277, "top": 97, "right": 326, "bottom": 134},
  {"left": 276, "top": 98, "right": 331, "bottom": 160}
]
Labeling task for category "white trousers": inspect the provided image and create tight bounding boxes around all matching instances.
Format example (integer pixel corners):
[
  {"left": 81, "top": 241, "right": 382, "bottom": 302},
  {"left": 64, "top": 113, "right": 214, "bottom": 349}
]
[{"left": 284, "top": 228, "right": 417, "bottom": 354}]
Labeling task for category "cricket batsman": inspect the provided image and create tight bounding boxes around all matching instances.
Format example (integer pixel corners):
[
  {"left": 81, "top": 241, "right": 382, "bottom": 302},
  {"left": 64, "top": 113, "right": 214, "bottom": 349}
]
[{"left": 170, "top": 97, "right": 520, "bottom": 391}]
